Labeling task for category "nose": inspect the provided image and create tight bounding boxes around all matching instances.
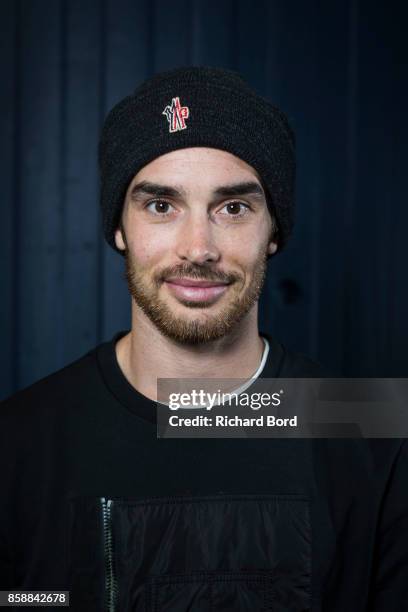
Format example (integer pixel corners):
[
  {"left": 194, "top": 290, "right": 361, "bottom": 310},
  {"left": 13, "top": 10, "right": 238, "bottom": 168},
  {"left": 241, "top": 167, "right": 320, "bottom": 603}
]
[{"left": 176, "top": 214, "right": 221, "bottom": 265}]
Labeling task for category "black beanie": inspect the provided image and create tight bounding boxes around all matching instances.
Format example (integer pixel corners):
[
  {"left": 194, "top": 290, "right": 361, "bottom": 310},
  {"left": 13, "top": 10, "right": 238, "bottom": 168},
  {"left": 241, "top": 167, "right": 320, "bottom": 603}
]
[{"left": 99, "top": 66, "right": 295, "bottom": 252}]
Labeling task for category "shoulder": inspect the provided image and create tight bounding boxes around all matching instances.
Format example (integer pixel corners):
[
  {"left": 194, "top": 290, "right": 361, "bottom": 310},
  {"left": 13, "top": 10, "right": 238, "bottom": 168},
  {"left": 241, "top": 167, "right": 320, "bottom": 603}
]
[
  {"left": 0, "top": 345, "right": 100, "bottom": 423},
  {"left": 315, "top": 438, "right": 407, "bottom": 474},
  {"left": 278, "top": 347, "right": 327, "bottom": 377}
]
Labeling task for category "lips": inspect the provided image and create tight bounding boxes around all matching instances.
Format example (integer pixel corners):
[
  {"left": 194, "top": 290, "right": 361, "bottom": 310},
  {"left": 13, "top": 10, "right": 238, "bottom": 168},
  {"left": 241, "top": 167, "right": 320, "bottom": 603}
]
[{"left": 164, "top": 277, "right": 231, "bottom": 303}]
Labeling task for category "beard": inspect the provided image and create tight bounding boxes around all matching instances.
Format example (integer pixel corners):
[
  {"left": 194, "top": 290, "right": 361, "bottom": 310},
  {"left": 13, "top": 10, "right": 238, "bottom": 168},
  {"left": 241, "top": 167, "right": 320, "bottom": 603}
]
[{"left": 124, "top": 248, "right": 268, "bottom": 345}]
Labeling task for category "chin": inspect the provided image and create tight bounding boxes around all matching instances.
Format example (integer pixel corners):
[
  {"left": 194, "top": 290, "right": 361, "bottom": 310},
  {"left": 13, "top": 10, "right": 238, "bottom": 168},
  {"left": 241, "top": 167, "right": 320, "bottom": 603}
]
[{"left": 173, "top": 300, "right": 225, "bottom": 311}]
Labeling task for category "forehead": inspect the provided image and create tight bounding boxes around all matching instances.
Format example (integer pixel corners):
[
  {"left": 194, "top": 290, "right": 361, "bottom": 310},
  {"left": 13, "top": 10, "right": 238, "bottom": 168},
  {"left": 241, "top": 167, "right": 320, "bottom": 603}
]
[{"left": 129, "top": 147, "right": 262, "bottom": 190}]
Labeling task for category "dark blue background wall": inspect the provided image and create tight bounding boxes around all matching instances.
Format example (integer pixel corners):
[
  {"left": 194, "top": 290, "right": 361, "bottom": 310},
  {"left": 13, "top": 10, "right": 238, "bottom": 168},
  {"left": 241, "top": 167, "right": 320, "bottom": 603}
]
[{"left": 1, "top": 0, "right": 407, "bottom": 399}]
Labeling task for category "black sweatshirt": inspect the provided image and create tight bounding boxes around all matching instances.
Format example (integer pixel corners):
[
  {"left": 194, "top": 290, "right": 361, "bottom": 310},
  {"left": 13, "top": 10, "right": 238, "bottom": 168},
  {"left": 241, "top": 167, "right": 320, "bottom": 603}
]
[{"left": 1, "top": 332, "right": 407, "bottom": 611}]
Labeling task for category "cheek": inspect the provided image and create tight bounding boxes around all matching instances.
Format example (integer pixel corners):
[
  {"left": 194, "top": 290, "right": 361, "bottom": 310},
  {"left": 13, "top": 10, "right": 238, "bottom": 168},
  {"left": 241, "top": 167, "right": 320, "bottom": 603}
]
[
  {"left": 223, "top": 230, "right": 267, "bottom": 266},
  {"left": 127, "top": 226, "right": 173, "bottom": 267}
]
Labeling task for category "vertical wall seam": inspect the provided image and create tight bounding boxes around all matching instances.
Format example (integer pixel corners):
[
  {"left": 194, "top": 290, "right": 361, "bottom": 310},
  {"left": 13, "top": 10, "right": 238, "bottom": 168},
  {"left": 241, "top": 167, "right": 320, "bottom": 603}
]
[
  {"left": 309, "top": 0, "right": 321, "bottom": 360},
  {"left": 342, "top": 0, "right": 359, "bottom": 375},
  {"left": 57, "top": 0, "right": 68, "bottom": 367},
  {"left": 190, "top": 0, "right": 201, "bottom": 64},
  {"left": 147, "top": 0, "right": 156, "bottom": 76},
  {"left": 386, "top": 42, "right": 398, "bottom": 373},
  {"left": 97, "top": 0, "right": 107, "bottom": 342},
  {"left": 12, "top": 0, "right": 22, "bottom": 392},
  {"left": 385, "top": 11, "right": 396, "bottom": 374},
  {"left": 229, "top": 0, "right": 239, "bottom": 70}
]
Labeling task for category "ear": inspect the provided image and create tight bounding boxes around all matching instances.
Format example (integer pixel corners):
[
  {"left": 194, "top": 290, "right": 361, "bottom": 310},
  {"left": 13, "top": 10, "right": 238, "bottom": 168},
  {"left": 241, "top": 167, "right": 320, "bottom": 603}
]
[
  {"left": 267, "top": 239, "right": 278, "bottom": 257},
  {"left": 114, "top": 226, "right": 126, "bottom": 251}
]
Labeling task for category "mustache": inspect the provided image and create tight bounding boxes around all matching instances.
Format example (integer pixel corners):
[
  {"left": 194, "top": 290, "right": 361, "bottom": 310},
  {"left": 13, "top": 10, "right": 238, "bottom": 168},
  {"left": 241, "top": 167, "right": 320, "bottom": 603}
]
[{"left": 156, "top": 263, "right": 241, "bottom": 285}]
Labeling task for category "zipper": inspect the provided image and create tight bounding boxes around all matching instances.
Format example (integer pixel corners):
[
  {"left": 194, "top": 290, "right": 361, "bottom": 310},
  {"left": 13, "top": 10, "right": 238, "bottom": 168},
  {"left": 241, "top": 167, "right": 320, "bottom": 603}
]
[{"left": 101, "top": 497, "right": 117, "bottom": 612}]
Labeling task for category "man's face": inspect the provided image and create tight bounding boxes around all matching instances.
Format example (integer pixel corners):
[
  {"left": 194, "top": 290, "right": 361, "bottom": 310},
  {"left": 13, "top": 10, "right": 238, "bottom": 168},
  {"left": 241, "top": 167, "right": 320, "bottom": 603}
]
[{"left": 115, "top": 147, "right": 278, "bottom": 344}]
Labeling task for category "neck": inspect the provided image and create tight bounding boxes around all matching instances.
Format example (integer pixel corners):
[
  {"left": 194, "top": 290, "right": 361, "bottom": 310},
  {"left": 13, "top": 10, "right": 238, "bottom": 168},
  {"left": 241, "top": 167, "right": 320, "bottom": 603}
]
[{"left": 116, "top": 303, "right": 265, "bottom": 402}]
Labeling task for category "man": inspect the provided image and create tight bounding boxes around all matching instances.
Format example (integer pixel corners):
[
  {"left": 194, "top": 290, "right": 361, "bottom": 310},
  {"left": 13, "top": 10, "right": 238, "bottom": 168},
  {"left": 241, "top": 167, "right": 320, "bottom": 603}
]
[{"left": 1, "top": 67, "right": 407, "bottom": 611}]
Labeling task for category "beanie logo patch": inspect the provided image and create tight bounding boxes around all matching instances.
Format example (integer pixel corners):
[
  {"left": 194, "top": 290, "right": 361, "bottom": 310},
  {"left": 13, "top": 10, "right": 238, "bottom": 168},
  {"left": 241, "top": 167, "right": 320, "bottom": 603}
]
[{"left": 162, "top": 97, "right": 190, "bottom": 133}]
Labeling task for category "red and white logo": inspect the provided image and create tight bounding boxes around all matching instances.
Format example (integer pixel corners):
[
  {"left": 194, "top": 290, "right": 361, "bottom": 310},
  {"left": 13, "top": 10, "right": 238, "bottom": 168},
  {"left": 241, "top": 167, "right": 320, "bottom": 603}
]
[{"left": 162, "top": 97, "right": 190, "bottom": 133}]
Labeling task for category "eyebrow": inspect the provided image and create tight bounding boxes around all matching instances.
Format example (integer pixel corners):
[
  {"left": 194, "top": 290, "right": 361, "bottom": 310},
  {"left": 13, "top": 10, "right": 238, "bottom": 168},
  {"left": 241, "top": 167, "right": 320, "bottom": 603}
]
[{"left": 129, "top": 180, "right": 265, "bottom": 201}]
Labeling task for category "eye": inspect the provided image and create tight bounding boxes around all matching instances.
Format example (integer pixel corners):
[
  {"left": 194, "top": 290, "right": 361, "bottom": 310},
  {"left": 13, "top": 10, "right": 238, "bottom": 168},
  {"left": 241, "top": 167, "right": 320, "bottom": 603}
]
[
  {"left": 219, "top": 201, "right": 250, "bottom": 217},
  {"left": 145, "top": 199, "right": 175, "bottom": 215}
]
